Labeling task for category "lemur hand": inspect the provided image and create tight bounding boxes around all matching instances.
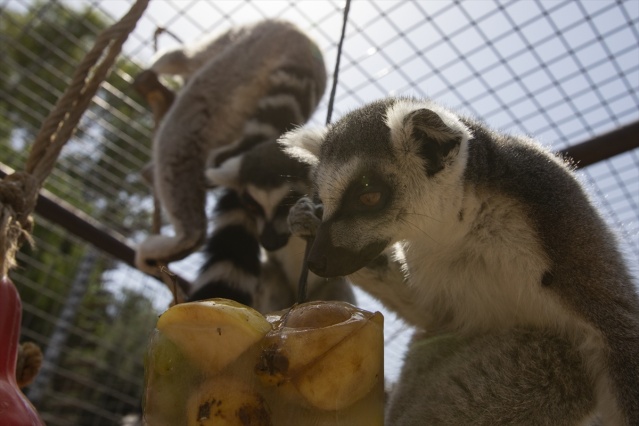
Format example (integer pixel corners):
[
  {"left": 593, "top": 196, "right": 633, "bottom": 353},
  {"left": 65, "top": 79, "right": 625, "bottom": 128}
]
[{"left": 288, "top": 197, "right": 322, "bottom": 239}]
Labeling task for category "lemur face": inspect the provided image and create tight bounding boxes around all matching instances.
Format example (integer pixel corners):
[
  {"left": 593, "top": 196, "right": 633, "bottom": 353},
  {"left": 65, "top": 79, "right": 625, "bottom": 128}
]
[
  {"left": 307, "top": 161, "right": 398, "bottom": 277},
  {"left": 206, "top": 140, "right": 312, "bottom": 252},
  {"left": 241, "top": 184, "right": 306, "bottom": 251},
  {"left": 279, "top": 98, "right": 471, "bottom": 278}
]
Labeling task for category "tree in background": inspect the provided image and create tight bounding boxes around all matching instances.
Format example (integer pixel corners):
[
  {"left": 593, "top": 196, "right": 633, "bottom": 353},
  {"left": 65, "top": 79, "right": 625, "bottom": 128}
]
[
  {"left": 0, "top": 1, "right": 107, "bottom": 149},
  {"left": 1, "top": 2, "right": 159, "bottom": 424}
]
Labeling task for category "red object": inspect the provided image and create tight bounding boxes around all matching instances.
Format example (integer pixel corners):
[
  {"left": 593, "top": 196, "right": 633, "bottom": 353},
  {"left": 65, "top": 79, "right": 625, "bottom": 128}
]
[{"left": 0, "top": 275, "right": 44, "bottom": 425}]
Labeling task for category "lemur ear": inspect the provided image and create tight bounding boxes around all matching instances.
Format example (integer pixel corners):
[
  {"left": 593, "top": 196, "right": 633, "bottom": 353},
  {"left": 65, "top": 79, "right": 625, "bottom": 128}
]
[
  {"left": 404, "top": 108, "right": 465, "bottom": 176},
  {"left": 278, "top": 126, "right": 326, "bottom": 167},
  {"left": 205, "top": 155, "right": 242, "bottom": 189}
]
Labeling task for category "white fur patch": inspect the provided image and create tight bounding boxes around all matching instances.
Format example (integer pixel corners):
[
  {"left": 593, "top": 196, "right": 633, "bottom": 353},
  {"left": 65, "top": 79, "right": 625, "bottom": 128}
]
[
  {"left": 278, "top": 126, "right": 326, "bottom": 167},
  {"left": 246, "top": 184, "right": 291, "bottom": 220},
  {"left": 206, "top": 156, "right": 242, "bottom": 188}
]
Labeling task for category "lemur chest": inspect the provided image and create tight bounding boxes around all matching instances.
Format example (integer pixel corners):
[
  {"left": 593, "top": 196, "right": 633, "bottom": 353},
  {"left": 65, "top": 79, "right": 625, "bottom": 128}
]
[{"left": 404, "top": 192, "right": 566, "bottom": 332}]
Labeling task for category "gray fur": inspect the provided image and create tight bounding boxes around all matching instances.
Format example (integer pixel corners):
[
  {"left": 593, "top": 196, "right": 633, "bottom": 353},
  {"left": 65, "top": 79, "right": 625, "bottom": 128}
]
[
  {"left": 281, "top": 97, "right": 639, "bottom": 425},
  {"left": 135, "top": 20, "right": 327, "bottom": 274},
  {"left": 389, "top": 329, "right": 597, "bottom": 426}
]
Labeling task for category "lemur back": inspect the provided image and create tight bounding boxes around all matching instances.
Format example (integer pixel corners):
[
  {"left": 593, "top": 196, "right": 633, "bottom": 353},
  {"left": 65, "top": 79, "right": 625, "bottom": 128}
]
[
  {"left": 192, "top": 141, "right": 355, "bottom": 313},
  {"left": 149, "top": 27, "right": 248, "bottom": 81},
  {"left": 135, "top": 20, "right": 327, "bottom": 275},
  {"left": 280, "top": 97, "right": 639, "bottom": 425}
]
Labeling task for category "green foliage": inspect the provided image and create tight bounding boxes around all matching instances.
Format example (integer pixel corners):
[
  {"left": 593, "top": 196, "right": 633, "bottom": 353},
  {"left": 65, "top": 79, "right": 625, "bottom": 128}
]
[
  {"left": 51, "top": 287, "right": 158, "bottom": 426},
  {"left": 0, "top": 1, "right": 108, "bottom": 151},
  {"left": 16, "top": 224, "right": 91, "bottom": 339},
  {"left": 0, "top": 1, "right": 154, "bottom": 232}
]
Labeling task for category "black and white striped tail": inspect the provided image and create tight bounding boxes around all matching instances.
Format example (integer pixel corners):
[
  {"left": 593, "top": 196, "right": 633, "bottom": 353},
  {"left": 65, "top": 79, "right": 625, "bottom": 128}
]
[
  {"left": 211, "top": 65, "right": 322, "bottom": 166},
  {"left": 189, "top": 188, "right": 261, "bottom": 305}
]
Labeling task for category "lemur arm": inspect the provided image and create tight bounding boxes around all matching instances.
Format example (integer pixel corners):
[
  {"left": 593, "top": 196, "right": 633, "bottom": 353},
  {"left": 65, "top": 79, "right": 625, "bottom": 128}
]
[{"left": 288, "top": 197, "right": 425, "bottom": 328}]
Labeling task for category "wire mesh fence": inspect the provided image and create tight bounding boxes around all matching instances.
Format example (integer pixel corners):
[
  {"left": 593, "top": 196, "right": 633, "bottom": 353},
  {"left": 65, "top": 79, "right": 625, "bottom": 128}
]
[{"left": 1, "top": 0, "right": 638, "bottom": 424}]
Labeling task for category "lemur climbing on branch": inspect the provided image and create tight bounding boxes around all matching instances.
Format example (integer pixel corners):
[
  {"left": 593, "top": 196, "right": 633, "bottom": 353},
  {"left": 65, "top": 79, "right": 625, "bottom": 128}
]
[{"left": 135, "top": 20, "right": 327, "bottom": 276}]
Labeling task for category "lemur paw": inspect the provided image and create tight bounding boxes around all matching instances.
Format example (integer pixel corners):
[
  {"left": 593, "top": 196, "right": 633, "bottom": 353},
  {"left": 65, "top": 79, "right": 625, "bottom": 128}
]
[{"left": 288, "top": 197, "right": 322, "bottom": 239}]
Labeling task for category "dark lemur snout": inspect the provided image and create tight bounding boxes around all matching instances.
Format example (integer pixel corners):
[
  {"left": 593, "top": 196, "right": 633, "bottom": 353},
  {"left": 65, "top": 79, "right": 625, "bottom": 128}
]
[
  {"left": 239, "top": 189, "right": 292, "bottom": 252},
  {"left": 307, "top": 222, "right": 388, "bottom": 278},
  {"left": 259, "top": 221, "right": 290, "bottom": 251}
]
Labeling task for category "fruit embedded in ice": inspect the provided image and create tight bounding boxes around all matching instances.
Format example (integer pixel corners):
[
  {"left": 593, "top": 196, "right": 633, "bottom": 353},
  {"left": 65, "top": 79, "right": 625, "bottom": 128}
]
[
  {"left": 256, "top": 301, "right": 384, "bottom": 411},
  {"left": 143, "top": 332, "right": 196, "bottom": 426},
  {"left": 156, "top": 298, "right": 272, "bottom": 374},
  {"left": 186, "top": 376, "right": 272, "bottom": 426}
]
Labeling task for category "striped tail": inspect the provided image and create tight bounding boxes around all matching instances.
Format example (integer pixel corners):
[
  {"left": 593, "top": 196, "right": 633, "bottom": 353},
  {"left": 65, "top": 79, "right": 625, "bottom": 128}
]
[
  {"left": 211, "top": 65, "right": 322, "bottom": 167},
  {"left": 189, "top": 188, "right": 260, "bottom": 306}
]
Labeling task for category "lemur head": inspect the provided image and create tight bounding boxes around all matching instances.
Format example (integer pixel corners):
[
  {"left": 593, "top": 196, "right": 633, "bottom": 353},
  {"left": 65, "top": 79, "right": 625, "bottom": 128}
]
[
  {"left": 207, "top": 140, "right": 311, "bottom": 251},
  {"left": 279, "top": 97, "right": 472, "bottom": 277}
]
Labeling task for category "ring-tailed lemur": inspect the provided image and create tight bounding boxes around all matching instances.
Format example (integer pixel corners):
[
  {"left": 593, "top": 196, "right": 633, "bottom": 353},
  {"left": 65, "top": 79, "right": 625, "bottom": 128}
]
[
  {"left": 135, "top": 19, "right": 327, "bottom": 276},
  {"left": 280, "top": 97, "right": 639, "bottom": 425},
  {"left": 191, "top": 140, "right": 355, "bottom": 312}
]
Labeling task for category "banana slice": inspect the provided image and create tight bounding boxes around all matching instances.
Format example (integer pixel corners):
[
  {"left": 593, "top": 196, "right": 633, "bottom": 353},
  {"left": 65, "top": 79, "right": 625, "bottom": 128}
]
[
  {"left": 157, "top": 298, "right": 272, "bottom": 374},
  {"left": 257, "top": 301, "right": 384, "bottom": 411},
  {"left": 293, "top": 311, "right": 383, "bottom": 411},
  {"left": 186, "top": 376, "right": 272, "bottom": 426}
]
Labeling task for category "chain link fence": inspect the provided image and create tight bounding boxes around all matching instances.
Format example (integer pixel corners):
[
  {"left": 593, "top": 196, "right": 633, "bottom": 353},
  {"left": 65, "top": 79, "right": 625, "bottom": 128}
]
[{"left": 1, "top": 0, "right": 637, "bottom": 424}]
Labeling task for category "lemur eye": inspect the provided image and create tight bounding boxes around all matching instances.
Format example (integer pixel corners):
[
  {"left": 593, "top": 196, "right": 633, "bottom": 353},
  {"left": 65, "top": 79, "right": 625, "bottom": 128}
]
[
  {"left": 359, "top": 191, "right": 382, "bottom": 207},
  {"left": 354, "top": 186, "right": 389, "bottom": 212},
  {"left": 343, "top": 173, "right": 390, "bottom": 213}
]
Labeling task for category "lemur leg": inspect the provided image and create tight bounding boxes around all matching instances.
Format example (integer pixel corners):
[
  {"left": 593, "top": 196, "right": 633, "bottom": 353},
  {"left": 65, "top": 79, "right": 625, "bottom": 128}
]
[
  {"left": 136, "top": 154, "right": 208, "bottom": 275},
  {"left": 289, "top": 197, "right": 423, "bottom": 327}
]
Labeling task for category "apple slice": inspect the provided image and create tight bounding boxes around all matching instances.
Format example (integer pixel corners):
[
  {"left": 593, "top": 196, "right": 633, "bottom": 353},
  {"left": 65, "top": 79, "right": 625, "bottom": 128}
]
[{"left": 157, "top": 298, "right": 272, "bottom": 374}]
